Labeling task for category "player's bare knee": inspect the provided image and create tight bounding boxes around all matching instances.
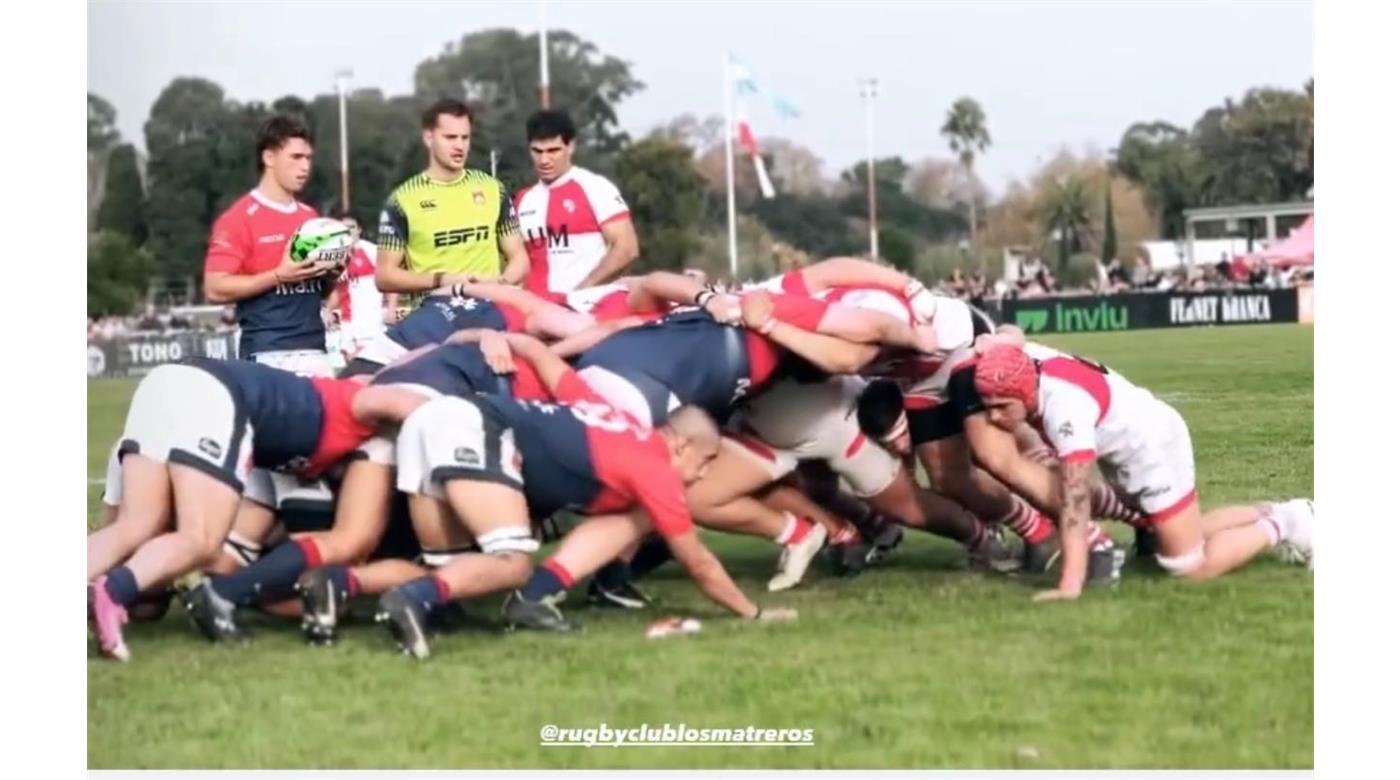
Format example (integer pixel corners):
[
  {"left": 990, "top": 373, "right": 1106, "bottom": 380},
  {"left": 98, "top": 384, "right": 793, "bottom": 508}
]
[
  {"left": 493, "top": 550, "right": 534, "bottom": 586},
  {"left": 323, "top": 523, "right": 383, "bottom": 565},
  {"left": 178, "top": 526, "right": 227, "bottom": 568},
  {"left": 683, "top": 489, "right": 726, "bottom": 522}
]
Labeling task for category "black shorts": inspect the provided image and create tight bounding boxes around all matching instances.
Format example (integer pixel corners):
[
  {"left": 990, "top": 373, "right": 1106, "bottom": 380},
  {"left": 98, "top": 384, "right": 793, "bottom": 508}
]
[
  {"left": 371, "top": 491, "right": 424, "bottom": 562},
  {"left": 907, "top": 362, "right": 986, "bottom": 445},
  {"left": 339, "top": 357, "right": 383, "bottom": 379}
]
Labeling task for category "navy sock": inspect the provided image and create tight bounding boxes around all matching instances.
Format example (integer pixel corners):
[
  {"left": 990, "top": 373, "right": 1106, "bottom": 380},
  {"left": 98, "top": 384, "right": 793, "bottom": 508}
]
[
  {"left": 399, "top": 576, "right": 448, "bottom": 612},
  {"left": 324, "top": 565, "right": 355, "bottom": 598},
  {"left": 628, "top": 536, "right": 674, "bottom": 580},
  {"left": 103, "top": 566, "right": 141, "bottom": 608},
  {"left": 521, "top": 565, "right": 569, "bottom": 603},
  {"left": 211, "top": 540, "right": 312, "bottom": 607}
]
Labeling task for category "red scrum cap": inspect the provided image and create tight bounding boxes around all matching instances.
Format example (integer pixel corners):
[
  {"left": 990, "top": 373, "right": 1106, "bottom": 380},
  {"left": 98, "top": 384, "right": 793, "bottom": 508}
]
[{"left": 973, "top": 345, "right": 1038, "bottom": 409}]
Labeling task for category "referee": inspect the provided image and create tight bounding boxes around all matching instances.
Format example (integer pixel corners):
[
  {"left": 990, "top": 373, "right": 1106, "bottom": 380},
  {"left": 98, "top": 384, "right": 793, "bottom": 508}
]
[{"left": 374, "top": 99, "right": 530, "bottom": 303}]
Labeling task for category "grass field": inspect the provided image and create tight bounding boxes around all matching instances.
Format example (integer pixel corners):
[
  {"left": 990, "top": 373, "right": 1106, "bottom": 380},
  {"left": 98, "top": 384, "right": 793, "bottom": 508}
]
[{"left": 86, "top": 324, "right": 1314, "bottom": 769}]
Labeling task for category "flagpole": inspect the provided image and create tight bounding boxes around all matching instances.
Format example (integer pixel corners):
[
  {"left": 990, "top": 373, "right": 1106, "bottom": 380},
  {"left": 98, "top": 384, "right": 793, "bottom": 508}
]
[
  {"left": 860, "top": 77, "right": 880, "bottom": 259},
  {"left": 723, "top": 51, "right": 739, "bottom": 279},
  {"left": 538, "top": 0, "right": 551, "bottom": 108}
]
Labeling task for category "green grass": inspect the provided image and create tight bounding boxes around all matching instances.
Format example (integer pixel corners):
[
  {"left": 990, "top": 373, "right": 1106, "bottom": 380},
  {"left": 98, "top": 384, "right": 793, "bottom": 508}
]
[{"left": 86, "top": 325, "right": 1313, "bottom": 769}]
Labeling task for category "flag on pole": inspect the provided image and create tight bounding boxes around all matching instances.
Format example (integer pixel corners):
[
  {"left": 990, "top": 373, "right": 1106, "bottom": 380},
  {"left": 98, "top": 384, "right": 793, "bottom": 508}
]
[
  {"left": 734, "top": 102, "right": 775, "bottom": 199},
  {"left": 728, "top": 55, "right": 800, "bottom": 118},
  {"left": 726, "top": 54, "right": 796, "bottom": 200}
]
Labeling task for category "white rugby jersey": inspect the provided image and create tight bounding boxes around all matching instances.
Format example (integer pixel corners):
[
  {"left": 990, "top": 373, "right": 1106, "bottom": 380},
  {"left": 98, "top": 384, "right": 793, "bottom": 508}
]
[
  {"left": 515, "top": 166, "right": 630, "bottom": 297},
  {"left": 1024, "top": 342, "right": 1173, "bottom": 466}
]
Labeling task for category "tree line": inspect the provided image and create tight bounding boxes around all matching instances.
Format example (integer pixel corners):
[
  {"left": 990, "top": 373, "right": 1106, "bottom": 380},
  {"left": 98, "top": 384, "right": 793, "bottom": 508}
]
[{"left": 87, "top": 27, "right": 1313, "bottom": 316}]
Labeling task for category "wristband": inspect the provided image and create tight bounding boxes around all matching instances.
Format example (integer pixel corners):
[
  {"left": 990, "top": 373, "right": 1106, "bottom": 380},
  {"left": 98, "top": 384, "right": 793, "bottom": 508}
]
[
  {"left": 433, "top": 271, "right": 445, "bottom": 290},
  {"left": 452, "top": 283, "right": 467, "bottom": 299},
  {"left": 695, "top": 289, "right": 716, "bottom": 309}
]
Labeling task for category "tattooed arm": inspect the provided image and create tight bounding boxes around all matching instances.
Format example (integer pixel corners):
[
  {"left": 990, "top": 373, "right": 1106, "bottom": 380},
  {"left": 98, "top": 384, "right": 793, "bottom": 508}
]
[{"left": 1036, "top": 458, "right": 1094, "bottom": 602}]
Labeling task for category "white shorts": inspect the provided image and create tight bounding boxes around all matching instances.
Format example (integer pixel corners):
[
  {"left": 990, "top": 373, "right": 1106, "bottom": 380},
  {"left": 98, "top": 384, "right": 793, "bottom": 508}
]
[
  {"left": 101, "top": 440, "right": 123, "bottom": 507},
  {"left": 1105, "top": 403, "right": 1198, "bottom": 523},
  {"left": 355, "top": 434, "right": 397, "bottom": 467},
  {"left": 731, "top": 376, "right": 900, "bottom": 498},
  {"left": 118, "top": 364, "right": 254, "bottom": 493},
  {"left": 242, "top": 469, "right": 335, "bottom": 511},
  {"left": 251, "top": 349, "right": 335, "bottom": 378},
  {"left": 575, "top": 365, "right": 678, "bottom": 430},
  {"left": 395, "top": 396, "right": 523, "bottom": 500},
  {"left": 351, "top": 335, "right": 408, "bottom": 368}
]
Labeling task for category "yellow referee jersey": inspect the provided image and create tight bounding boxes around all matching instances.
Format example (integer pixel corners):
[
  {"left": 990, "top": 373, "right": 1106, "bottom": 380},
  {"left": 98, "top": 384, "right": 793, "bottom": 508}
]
[{"left": 376, "top": 169, "right": 520, "bottom": 280}]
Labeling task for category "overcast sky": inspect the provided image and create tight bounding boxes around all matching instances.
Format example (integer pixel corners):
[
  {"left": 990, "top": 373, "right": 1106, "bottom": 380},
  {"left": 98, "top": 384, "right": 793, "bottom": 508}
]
[{"left": 88, "top": 0, "right": 1312, "bottom": 191}]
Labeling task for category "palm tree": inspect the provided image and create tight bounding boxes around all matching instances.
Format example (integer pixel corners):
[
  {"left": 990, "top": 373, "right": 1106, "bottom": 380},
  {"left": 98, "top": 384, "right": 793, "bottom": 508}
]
[
  {"left": 1040, "top": 175, "right": 1095, "bottom": 272},
  {"left": 940, "top": 97, "right": 991, "bottom": 249}
]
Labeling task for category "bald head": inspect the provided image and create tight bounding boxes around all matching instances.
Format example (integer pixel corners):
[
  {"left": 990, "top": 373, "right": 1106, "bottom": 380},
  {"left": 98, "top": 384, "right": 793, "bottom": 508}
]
[
  {"left": 660, "top": 405, "right": 721, "bottom": 484},
  {"left": 664, "top": 405, "right": 720, "bottom": 449}
]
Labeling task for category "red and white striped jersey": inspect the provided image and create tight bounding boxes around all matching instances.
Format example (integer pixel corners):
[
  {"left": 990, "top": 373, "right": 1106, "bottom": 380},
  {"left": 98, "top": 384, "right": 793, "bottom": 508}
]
[
  {"left": 335, "top": 240, "right": 385, "bottom": 341},
  {"left": 515, "top": 166, "right": 630, "bottom": 297}
]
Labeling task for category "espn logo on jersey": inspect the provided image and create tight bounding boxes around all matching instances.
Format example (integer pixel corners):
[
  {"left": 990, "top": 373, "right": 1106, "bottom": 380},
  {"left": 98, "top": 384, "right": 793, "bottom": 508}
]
[{"left": 433, "top": 225, "right": 491, "bottom": 248}]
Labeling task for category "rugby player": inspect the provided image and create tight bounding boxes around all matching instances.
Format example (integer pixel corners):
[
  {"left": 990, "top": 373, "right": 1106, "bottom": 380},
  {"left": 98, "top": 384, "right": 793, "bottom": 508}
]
[
  {"left": 969, "top": 343, "right": 1313, "bottom": 598},
  {"left": 202, "top": 115, "right": 339, "bottom": 377},
  {"left": 693, "top": 373, "right": 1018, "bottom": 590},
  {"left": 515, "top": 109, "right": 639, "bottom": 296},
  {"left": 87, "top": 359, "right": 377, "bottom": 661},
  {"left": 554, "top": 270, "right": 941, "bottom": 594},
  {"left": 374, "top": 333, "right": 787, "bottom": 657},
  {"left": 740, "top": 288, "right": 1103, "bottom": 573},
  {"left": 338, "top": 269, "right": 687, "bottom": 378},
  {"left": 181, "top": 333, "right": 550, "bottom": 643},
  {"left": 374, "top": 99, "right": 530, "bottom": 302},
  {"left": 328, "top": 209, "right": 393, "bottom": 363}
]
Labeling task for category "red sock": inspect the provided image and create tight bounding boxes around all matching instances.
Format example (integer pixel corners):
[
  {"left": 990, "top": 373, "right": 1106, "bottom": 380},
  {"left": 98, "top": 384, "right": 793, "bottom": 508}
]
[
  {"left": 829, "top": 522, "right": 860, "bottom": 545},
  {"left": 1092, "top": 484, "right": 1142, "bottom": 524},
  {"left": 1001, "top": 498, "right": 1054, "bottom": 545},
  {"left": 775, "top": 514, "right": 814, "bottom": 546},
  {"left": 295, "top": 537, "right": 324, "bottom": 568},
  {"left": 432, "top": 575, "right": 452, "bottom": 602},
  {"left": 541, "top": 558, "right": 576, "bottom": 589},
  {"left": 1086, "top": 522, "right": 1112, "bottom": 549}
]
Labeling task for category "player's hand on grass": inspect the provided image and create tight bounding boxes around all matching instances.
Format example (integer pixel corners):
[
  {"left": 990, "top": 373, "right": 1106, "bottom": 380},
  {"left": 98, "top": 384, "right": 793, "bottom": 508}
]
[
  {"left": 1031, "top": 586, "right": 1082, "bottom": 603},
  {"left": 480, "top": 330, "right": 516, "bottom": 374},
  {"left": 752, "top": 606, "right": 798, "bottom": 622},
  {"left": 740, "top": 291, "right": 776, "bottom": 333}
]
